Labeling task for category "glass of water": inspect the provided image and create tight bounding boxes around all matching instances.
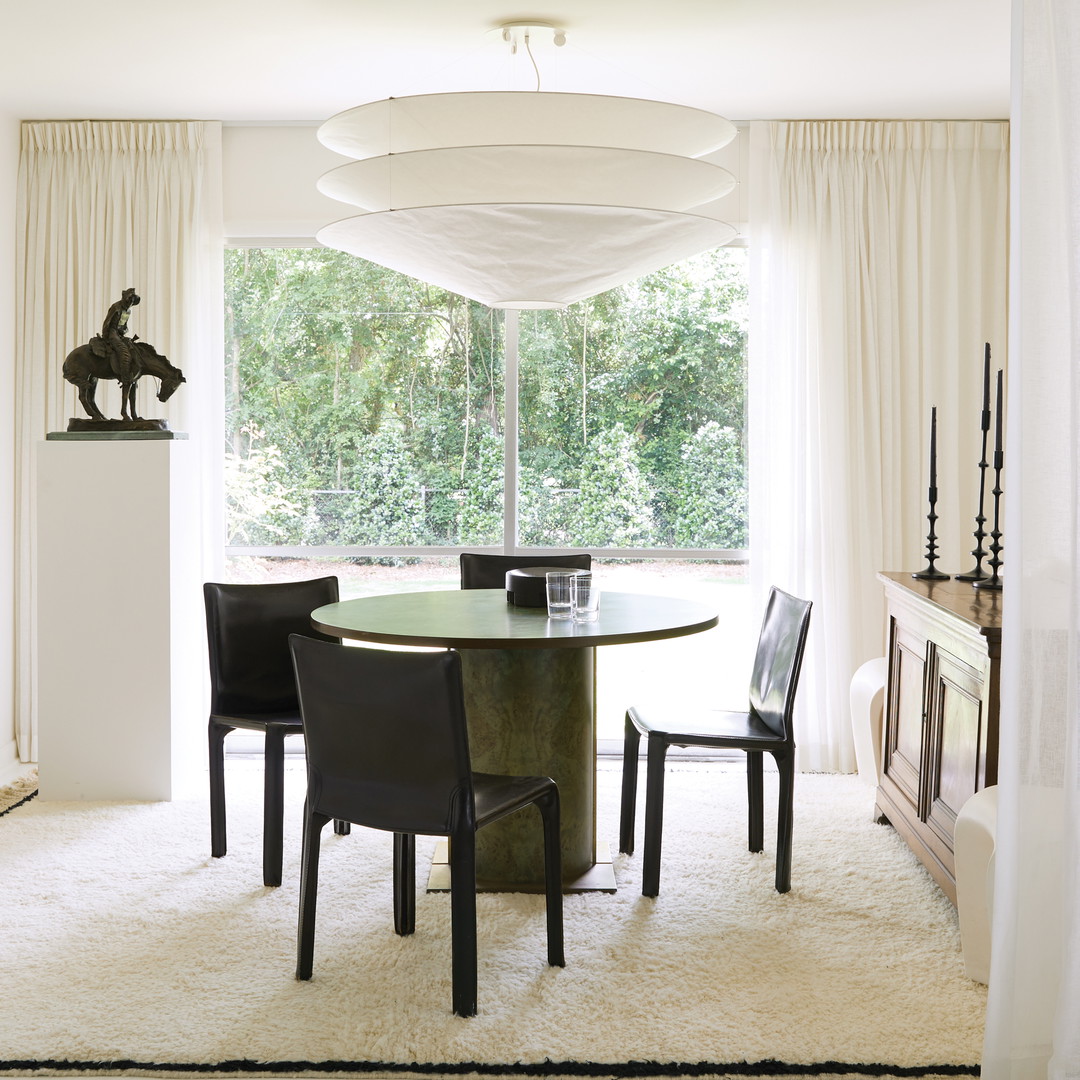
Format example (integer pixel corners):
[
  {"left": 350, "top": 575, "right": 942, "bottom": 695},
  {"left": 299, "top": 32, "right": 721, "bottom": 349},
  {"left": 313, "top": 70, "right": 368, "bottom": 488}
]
[
  {"left": 545, "top": 571, "right": 575, "bottom": 619},
  {"left": 571, "top": 572, "right": 600, "bottom": 622}
]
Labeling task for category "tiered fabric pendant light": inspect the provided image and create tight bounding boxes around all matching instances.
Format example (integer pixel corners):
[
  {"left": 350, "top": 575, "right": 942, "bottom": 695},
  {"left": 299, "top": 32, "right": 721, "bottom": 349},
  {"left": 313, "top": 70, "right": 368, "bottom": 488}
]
[{"left": 316, "top": 86, "right": 738, "bottom": 309}]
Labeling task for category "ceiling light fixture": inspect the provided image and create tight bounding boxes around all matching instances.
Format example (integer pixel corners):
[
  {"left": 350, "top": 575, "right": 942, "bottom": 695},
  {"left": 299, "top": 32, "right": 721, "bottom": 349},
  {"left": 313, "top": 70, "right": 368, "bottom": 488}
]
[{"left": 315, "top": 24, "right": 738, "bottom": 310}]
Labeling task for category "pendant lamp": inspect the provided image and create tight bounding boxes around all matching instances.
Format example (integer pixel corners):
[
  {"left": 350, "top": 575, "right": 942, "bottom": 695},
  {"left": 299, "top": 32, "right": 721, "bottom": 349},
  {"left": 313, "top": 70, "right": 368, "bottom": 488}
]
[{"left": 316, "top": 36, "right": 738, "bottom": 309}]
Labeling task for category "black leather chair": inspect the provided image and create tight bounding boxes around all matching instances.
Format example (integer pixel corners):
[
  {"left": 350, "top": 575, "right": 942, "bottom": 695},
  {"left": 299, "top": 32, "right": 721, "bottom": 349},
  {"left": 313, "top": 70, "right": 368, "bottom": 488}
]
[
  {"left": 289, "top": 635, "right": 564, "bottom": 1017},
  {"left": 203, "top": 577, "right": 349, "bottom": 887},
  {"left": 459, "top": 551, "right": 591, "bottom": 589},
  {"left": 619, "top": 586, "right": 812, "bottom": 896}
]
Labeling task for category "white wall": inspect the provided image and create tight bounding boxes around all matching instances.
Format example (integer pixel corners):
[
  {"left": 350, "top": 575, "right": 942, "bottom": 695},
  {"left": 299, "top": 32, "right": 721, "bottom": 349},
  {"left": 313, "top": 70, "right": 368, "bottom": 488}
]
[
  {"left": 223, "top": 125, "right": 348, "bottom": 238},
  {"left": 0, "top": 116, "right": 20, "bottom": 784},
  {"left": 221, "top": 123, "right": 749, "bottom": 240}
]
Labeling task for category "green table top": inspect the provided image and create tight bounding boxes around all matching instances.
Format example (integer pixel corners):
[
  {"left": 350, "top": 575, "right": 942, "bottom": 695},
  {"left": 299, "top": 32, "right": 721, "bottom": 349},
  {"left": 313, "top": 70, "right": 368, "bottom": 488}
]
[{"left": 312, "top": 589, "right": 719, "bottom": 650}]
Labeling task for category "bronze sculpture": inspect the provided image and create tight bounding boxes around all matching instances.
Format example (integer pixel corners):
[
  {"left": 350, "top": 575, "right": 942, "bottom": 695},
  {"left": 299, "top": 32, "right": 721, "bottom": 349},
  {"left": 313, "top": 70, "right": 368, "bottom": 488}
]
[{"left": 62, "top": 288, "right": 186, "bottom": 430}]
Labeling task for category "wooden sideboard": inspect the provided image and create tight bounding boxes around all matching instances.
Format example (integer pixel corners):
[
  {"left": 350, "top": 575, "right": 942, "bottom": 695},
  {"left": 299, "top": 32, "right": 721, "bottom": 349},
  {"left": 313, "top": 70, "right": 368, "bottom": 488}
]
[{"left": 874, "top": 572, "right": 1001, "bottom": 904}]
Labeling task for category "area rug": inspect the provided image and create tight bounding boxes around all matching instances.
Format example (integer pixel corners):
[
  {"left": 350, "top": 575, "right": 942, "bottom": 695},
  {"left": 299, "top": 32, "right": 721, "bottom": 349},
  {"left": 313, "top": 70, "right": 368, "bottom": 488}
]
[
  {"left": 0, "top": 768, "right": 37, "bottom": 815},
  {"left": 0, "top": 760, "right": 985, "bottom": 1078}
]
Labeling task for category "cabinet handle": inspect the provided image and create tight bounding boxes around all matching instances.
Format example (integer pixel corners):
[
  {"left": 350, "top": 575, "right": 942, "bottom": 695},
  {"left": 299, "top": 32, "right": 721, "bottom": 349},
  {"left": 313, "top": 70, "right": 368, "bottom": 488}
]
[{"left": 921, "top": 639, "right": 933, "bottom": 724}]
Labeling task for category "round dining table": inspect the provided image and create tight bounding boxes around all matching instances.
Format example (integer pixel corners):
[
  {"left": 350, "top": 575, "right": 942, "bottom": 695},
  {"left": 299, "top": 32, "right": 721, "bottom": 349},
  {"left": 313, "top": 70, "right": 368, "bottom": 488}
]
[{"left": 311, "top": 587, "right": 718, "bottom": 892}]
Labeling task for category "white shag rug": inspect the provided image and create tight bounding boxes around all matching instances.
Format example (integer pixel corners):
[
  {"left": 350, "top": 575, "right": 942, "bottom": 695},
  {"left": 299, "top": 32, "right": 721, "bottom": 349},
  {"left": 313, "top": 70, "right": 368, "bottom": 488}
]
[{"left": 0, "top": 759, "right": 985, "bottom": 1077}]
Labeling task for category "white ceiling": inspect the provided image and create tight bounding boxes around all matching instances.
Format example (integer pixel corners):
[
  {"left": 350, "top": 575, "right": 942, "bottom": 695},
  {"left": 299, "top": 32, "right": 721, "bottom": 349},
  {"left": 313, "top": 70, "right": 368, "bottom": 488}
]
[{"left": 2, "top": 0, "right": 1010, "bottom": 124}]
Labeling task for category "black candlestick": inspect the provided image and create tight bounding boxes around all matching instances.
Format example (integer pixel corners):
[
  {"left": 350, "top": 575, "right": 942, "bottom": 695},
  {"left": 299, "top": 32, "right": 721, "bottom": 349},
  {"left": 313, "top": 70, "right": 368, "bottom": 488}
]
[
  {"left": 974, "top": 369, "right": 1004, "bottom": 591},
  {"left": 957, "top": 343, "right": 992, "bottom": 582},
  {"left": 914, "top": 405, "right": 949, "bottom": 580}
]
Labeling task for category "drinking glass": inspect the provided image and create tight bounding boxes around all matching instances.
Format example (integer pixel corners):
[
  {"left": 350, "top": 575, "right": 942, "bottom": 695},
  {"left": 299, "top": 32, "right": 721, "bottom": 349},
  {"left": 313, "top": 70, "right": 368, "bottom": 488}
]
[
  {"left": 545, "top": 571, "right": 574, "bottom": 619},
  {"left": 571, "top": 572, "right": 600, "bottom": 622}
]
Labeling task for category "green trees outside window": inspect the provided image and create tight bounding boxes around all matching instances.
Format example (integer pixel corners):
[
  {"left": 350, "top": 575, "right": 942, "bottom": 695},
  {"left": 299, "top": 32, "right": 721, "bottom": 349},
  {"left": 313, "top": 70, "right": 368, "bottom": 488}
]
[{"left": 224, "top": 246, "right": 747, "bottom": 552}]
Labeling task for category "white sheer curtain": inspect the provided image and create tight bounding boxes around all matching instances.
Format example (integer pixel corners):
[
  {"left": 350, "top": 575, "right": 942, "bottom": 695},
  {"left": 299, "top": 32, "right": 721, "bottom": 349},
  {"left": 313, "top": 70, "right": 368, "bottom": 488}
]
[
  {"left": 982, "top": 0, "right": 1080, "bottom": 1075},
  {"left": 748, "top": 121, "right": 1010, "bottom": 771},
  {"left": 13, "top": 120, "right": 224, "bottom": 762}
]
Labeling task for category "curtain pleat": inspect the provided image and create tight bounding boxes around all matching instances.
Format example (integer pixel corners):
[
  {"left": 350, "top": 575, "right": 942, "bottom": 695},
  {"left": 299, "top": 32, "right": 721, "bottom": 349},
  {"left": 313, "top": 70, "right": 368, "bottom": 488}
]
[
  {"left": 14, "top": 120, "right": 224, "bottom": 763},
  {"left": 748, "top": 120, "right": 1010, "bottom": 771}
]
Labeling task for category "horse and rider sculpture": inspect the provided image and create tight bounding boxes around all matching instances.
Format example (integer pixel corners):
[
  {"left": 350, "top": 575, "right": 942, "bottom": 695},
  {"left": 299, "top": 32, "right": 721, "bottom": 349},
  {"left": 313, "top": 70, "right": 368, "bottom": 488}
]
[{"left": 63, "top": 288, "right": 186, "bottom": 425}]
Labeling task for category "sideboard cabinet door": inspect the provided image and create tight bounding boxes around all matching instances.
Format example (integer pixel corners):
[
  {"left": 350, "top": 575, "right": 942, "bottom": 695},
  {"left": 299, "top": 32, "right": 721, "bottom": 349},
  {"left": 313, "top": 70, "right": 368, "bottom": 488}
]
[
  {"left": 923, "top": 640, "right": 993, "bottom": 867},
  {"left": 883, "top": 617, "right": 927, "bottom": 819}
]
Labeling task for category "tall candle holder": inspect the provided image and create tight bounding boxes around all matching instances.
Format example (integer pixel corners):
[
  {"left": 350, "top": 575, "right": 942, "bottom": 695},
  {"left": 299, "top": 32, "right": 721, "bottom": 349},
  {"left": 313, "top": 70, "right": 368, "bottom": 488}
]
[
  {"left": 913, "top": 487, "right": 949, "bottom": 580},
  {"left": 914, "top": 405, "right": 949, "bottom": 581},
  {"left": 956, "top": 343, "right": 992, "bottom": 582},
  {"left": 974, "top": 369, "right": 1004, "bottom": 592}
]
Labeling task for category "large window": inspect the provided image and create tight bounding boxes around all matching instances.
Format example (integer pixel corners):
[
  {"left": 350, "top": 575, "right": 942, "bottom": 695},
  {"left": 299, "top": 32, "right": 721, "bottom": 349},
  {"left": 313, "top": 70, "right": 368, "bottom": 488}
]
[{"left": 223, "top": 246, "right": 747, "bottom": 555}]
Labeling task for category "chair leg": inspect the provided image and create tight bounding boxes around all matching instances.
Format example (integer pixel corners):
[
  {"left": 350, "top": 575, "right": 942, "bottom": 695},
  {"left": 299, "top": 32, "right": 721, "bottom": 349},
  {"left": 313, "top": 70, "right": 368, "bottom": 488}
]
[
  {"left": 619, "top": 713, "right": 641, "bottom": 855},
  {"left": 449, "top": 829, "right": 478, "bottom": 1017},
  {"left": 746, "top": 750, "right": 765, "bottom": 853},
  {"left": 334, "top": 818, "right": 351, "bottom": 836},
  {"left": 641, "top": 734, "right": 669, "bottom": 898},
  {"left": 538, "top": 790, "right": 565, "bottom": 968},
  {"left": 393, "top": 832, "right": 416, "bottom": 936},
  {"left": 774, "top": 749, "right": 795, "bottom": 893},
  {"left": 296, "top": 802, "right": 330, "bottom": 980},
  {"left": 208, "top": 720, "right": 232, "bottom": 858},
  {"left": 263, "top": 727, "right": 288, "bottom": 887}
]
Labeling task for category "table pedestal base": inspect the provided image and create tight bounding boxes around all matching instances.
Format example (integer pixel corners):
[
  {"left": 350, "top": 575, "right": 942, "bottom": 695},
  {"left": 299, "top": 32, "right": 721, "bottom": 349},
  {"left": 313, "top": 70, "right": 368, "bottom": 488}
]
[{"left": 458, "top": 646, "right": 603, "bottom": 889}]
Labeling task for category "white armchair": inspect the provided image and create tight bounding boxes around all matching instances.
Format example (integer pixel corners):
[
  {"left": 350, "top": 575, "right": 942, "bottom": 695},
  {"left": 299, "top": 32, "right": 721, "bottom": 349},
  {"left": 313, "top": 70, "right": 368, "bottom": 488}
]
[{"left": 849, "top": 657, "right": 887, "bottom": 786}]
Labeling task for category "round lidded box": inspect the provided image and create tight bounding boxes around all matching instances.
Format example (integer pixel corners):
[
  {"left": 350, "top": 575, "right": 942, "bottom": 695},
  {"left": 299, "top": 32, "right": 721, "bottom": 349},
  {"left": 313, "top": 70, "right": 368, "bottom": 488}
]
[{"left": 505, "top": 566, "right": 586, "bottom": 607}]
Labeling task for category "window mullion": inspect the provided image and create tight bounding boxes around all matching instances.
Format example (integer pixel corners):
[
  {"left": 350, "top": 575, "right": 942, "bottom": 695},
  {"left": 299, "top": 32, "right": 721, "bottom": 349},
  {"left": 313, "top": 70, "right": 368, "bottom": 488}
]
[{"left": 503, "top": 308, "right": 520, "bottom": 554}]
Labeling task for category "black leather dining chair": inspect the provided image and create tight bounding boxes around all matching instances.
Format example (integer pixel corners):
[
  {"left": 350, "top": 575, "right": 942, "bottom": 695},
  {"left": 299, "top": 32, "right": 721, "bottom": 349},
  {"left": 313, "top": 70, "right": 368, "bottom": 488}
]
[
  {"left": 459, "top": 551, "right": 591, "bottom": 589},
  {"left": 289, "top": 635, "right": 564, "bottom": 1017},
  {"left": 203, "top": 577, "right": 349, "bottom": 887},
  {"left": 619, "top": 586, "right": 812, "bottom": 896}
]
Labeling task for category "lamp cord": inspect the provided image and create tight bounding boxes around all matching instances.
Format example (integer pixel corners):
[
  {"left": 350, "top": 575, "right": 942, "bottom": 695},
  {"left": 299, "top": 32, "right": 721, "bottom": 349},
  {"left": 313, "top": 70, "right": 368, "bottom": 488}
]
[{"left": 523, "top": 30, "right": 541, "bottom": 91}]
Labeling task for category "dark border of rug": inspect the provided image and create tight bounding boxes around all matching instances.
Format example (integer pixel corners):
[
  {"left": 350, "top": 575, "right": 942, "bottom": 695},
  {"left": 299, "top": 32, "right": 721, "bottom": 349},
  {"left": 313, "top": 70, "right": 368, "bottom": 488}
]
[
  {"left": 0, "top": 1059, "right": 980, "bottom": 1077},
  {"left": 0, "top": 787, "right": 37, "bottom": 817}
]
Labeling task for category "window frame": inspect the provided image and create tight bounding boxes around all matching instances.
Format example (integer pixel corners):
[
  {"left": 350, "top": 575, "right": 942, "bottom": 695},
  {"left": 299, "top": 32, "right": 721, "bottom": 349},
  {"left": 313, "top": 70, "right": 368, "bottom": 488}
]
[{"left": 223, "top": 242, "right": 749, "bottom": 565}]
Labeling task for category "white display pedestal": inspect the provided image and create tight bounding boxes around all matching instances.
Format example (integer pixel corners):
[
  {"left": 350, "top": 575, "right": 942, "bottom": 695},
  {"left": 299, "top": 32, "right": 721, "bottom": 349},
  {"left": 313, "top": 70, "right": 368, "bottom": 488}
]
[{"left": 36, "top": 435, "right": 202, "bottom": 801}]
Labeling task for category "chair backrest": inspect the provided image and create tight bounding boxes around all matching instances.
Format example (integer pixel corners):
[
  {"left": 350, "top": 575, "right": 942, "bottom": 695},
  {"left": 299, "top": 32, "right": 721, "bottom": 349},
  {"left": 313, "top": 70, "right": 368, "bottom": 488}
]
[
  {"left": 290, "top": 635, "right": 474, "bottom": 836},
  {"left": 748, "top": 587, "right": 813, "bottom": 740},
  {"left": 459, "top": 552, "right": 592, "bottom": 590},
  {"left": 203, "top": 577, "right": 339, "bottom": 716}
]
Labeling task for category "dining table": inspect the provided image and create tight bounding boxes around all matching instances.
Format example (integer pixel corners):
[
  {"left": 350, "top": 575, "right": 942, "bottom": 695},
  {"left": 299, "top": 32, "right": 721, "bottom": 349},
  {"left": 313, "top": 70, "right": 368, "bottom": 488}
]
[{"left": 311, "top": 586, "right": 718, "bottom": 892}]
